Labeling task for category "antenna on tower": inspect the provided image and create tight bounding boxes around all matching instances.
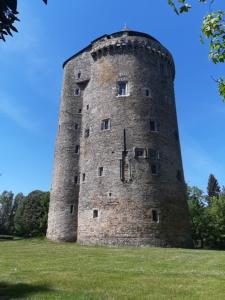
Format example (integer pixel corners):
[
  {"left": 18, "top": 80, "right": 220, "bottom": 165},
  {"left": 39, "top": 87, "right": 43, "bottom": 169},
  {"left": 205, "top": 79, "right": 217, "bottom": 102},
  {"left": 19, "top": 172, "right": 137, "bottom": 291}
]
[{"left": 122, "top": 23, "right": 129, "bottom": 31}]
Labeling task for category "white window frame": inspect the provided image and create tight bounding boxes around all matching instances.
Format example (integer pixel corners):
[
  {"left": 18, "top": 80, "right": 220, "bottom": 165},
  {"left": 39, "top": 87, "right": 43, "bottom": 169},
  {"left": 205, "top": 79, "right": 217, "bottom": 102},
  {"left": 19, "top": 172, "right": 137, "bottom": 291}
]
[
  {"left": 117, "top": 81, "right": 129, "bottom": 97},
  {"left": 101, "top": 119, "right": 111, "bottom": 131}
]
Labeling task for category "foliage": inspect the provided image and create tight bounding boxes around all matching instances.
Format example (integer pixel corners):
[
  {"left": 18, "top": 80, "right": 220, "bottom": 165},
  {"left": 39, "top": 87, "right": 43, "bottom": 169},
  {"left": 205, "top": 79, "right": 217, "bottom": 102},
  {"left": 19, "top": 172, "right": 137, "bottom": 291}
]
[
  {"left": 206, "top": 195, "right": 225, "bottom": 249},
  {"left": 0, "top": 191, "right": 14, "bottom": 234},
  {"left": 0, "top": 0, "right": 47, "bottom": 42},
  {"left": 0, "top": 190, "right": 49, "bottom": 237},
  {"left": 187, "top": 186, "right": 208, "bottom": 247},
  {"left": 14, "top": 190, "right": 49, "bottom": 237},
  {"left": 167, "top": 0, "right": 225, "bottom": 101},
  {"left": 207, "top": 173, "right": 220, "bottom": 202}
]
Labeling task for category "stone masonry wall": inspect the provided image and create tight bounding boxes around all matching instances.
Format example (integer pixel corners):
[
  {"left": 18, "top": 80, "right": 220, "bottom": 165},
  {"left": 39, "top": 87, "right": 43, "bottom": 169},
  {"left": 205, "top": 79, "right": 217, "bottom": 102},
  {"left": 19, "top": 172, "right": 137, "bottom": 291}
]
[{"left": 47, "top": 31, "right": 192, "bottom": 247}]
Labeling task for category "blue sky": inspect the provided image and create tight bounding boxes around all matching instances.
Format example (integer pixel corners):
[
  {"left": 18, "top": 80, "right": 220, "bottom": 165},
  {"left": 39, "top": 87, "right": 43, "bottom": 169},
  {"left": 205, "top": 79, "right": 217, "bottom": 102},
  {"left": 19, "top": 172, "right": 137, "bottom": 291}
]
[{"left": 0, "top": 0, "right": 224, "bottom": 195}]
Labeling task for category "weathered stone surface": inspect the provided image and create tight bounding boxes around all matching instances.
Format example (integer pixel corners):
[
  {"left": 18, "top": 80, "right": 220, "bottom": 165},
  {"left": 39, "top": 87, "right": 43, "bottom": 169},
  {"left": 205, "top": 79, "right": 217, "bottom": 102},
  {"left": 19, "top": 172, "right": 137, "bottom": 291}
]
[{"left": 47, "top": 30, "right": 192, "bottom": 247}]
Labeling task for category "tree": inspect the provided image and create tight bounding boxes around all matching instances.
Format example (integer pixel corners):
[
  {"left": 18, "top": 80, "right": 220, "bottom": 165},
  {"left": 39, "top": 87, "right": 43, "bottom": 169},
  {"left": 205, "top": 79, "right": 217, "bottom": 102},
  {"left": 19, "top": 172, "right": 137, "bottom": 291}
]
[
  {"left": 207, "top": 174, "right": 220, "bottom": 202},
  {"left": 0, "top": 0, "right": 47, "bottom": 42},
  {"left": 167, "top": 0, "right": 225, "bottom": 101},
  {"left": 206, "top": 195, "right": 225, "bottom": 249},
  {"left": 0, "top": 191, "right": 14, "bottom": 234},
  {"left": 187, "top": 186, "right": 208, "bottom": 247},
  {"left": 14, "top": 190, "right": 50, "bottom": 237}
]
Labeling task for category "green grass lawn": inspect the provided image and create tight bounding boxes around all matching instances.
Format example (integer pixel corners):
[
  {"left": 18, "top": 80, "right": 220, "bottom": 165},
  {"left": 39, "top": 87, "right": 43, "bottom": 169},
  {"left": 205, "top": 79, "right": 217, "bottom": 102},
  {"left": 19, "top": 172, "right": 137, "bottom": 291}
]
[{"left": 1, "top": 239, "right": 225, "bottom": 299}]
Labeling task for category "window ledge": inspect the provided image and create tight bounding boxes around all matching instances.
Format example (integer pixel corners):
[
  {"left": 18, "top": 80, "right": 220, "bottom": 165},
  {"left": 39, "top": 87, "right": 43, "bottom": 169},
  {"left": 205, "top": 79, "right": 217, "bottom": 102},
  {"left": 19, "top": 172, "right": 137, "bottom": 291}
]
[{"left": 116, "top": 94, "right": 130, "bottom": 98}]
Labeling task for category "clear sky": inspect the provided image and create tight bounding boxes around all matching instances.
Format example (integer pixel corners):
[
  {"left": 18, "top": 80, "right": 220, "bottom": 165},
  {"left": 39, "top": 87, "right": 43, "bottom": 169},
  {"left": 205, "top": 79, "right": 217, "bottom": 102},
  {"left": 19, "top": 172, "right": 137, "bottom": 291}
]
[{"left": 0, "top": 0, "right": 224, "bottom": 195}]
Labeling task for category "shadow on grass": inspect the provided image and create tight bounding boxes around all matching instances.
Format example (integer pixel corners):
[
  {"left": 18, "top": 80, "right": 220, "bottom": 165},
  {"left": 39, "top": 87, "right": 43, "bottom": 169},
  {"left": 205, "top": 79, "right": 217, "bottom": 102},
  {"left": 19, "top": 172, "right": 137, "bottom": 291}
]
[{"left": 0, "top": 282, "right": 53, "bottom": 299}]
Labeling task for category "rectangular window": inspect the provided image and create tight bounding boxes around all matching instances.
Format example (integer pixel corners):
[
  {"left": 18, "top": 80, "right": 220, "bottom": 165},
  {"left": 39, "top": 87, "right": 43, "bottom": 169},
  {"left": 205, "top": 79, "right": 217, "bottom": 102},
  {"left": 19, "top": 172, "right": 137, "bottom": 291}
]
[
  {"left": 98, "top": 167, "right": 103, "bottom": 176},
  {"left": 101, "top": 119, "right": 111, "bottom": 130},
  {"left": 70, "top": 205, "right": 74, "bottom": 214},
  {"left": 150, "top": 120, "right": 159, "bottom": 132},
  {"left": 151, "top": 164, "right": 160, "bottom": 175},
  {"left": 145, "top": 89, "right": 150, "bottom": 97},
  {"left": 149, "top": 149, "right": 160, "bottom": 160},
  {"left": 135, "top": 148, "right": 145, "bottom": 158},
  {"left": 87, "top": 104, "right": 89, "bottom": 110},
  {"left": 85, "top": 129, "right": 90, "bottom": 138},
  {"left": 152, "top": 210, "right": 159, "bottom": 222},
  {"left": 75, "top": 123, "right": 79, "bottom": 130},
  {"left": 74, "top": 88, "right": 80, "bottom": 96},
  {"left": 82, "top": 173, "right": 86, "bottom": 182},
  {"left": 118, "top": 81, "right": 128, "bottom": 96},
  {"left": 74, "top": 176, "right": 78, "bottom": 184},
  {"left": 75, "top": 145, "right": 80, "bottom": 154},
  {"left": 93, "top": 209, "right": 98, "bottom": 218}
]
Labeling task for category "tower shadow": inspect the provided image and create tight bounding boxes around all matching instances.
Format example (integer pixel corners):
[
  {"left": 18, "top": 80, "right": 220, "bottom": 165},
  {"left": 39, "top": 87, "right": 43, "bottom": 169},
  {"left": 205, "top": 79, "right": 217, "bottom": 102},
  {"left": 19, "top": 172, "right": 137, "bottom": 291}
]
[{"left": 0, "top": 282, "right": 53, "bottom": 299}]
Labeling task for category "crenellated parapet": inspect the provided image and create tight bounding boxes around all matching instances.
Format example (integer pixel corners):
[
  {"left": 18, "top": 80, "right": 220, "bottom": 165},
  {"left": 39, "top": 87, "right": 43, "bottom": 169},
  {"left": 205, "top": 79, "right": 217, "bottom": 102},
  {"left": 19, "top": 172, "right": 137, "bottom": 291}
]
[{"left": 90, "top": 35, "right": 175, "bottom": 79}]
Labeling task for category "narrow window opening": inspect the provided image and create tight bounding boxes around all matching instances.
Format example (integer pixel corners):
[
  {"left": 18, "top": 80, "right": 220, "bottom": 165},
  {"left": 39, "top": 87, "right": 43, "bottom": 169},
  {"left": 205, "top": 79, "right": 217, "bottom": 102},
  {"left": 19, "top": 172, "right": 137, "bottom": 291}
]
[
  {"left": 74, "top": 176, "right": 78, "bottom": 184},
  {"left": 152, "top": 210, "right": 159, "bottom": 222},
  {"left": 145, "top": 89, "right": 150, "bottom": 97},
  {"left": 109, "top": 192, "right": 112, "bottom": 197},
  {"left": 87, "top": 104, "right": 89, "bottom": 110},
  {"left": 82, "top": 173, "right": 86, "bottom": 182},
  {"left": 151, "top": 164, "right": 160, "bottom": 175},
  {"left": 70, "top": 205, "right": 74, "bottom": 214},
  {"left": 75, "top": 123, "right": 79, "bottom": 130},
  {"left": 93, "top": 209, "right": 98, "bottom": 218},
  {"left": 78, "top": 109, "right": 82, "bottom": 113},
  {"left": 77, "top": 72, "right": 81, "bottom": 79},
  {"left": 85, "top": 129, "right": 90, "bottom": 138},
  {"left": 74, "top": 88, "right": 80, "bottom": 96},
  {"left": 176, "top": 170, "right": 182, "bottom": 181},
  {"left": 75, "top": 145, "right": 80, "bottom": 154},
  {"left": 150, "top": 120, "right": 159, "bottom": 132},
  {"left": 174, "top": 131, "right": 179, "bottom": 141},
  {"left": 101, "top": 119, "right": 111, "bottom": 130},
  {"left": 98, "top": 167, "right": 103, "bottom": 176},
  {"left": 118, "top": 81, "right": 128, "bottom": 96}
]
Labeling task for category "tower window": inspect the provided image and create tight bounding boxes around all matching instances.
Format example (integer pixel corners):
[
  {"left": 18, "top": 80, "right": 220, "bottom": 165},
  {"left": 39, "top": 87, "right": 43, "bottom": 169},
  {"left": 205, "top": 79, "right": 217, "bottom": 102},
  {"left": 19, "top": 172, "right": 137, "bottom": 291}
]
[
  {"left": 176, "top": 170, "right": 182, "bottom": 181},
  {"left": 117, "top": 81, "right": 128, "bottom": 96},
  {"left": 77, "top": 72, "right": 81, "bottom": 79},
  {"left": 75, "top": 123, "right": 79, "bottom": 130},
  {"left": 70, "top": 205, "right": 74, "bottom": 214},
  {"left": 149, "top": 149, "right": 160, "bottom": 160},
  {"left": 101, "top": 119, "right": 111, "bottom": 130},
  {"left": 78, "top": 109, "right": 82, "bottom": 113},
  {"left": 74, "top": 176, "right": 78, "bottom": 184},
  {"left": 145, "top": 89, "right": 150, "bottom": 97},
  {"left": 98, "top": 167, "right": 103, "bottom": 176},
  {"left": 135, "top": 148, "right": 145, "bottom": 158},
  {"left": 82, "top": 173, "right": 86, "bottom": 182},
  {"left": 150, "top": 120, "right": 159, "bottom": 132},
  {"left": 152, "top": 210, "right": 159, "bottom": 223},
  {"left": 151, "top": 164, "right": 160, "bottom": 175},
  {"left": 93, "top": 209, "right": 98, "bottom": 218},
  {"left": 87, "top": 104, "right": 89, "bottom": 110},
  {"left": 85, "top": 129, "right": 90, "bottom": 138},
  {"left": 75, "top": 145, "right": 80, "bottom": 154},
  {"left": 74, "top": 88, "right": 80, "bottom": 96}
]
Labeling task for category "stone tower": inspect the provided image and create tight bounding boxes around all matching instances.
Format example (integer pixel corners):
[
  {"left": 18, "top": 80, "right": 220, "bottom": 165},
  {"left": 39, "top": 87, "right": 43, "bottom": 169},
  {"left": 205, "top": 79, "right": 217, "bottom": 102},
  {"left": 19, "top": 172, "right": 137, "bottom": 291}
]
[{"left": 47, "top": 30, "right": 192, "bottom": 247}]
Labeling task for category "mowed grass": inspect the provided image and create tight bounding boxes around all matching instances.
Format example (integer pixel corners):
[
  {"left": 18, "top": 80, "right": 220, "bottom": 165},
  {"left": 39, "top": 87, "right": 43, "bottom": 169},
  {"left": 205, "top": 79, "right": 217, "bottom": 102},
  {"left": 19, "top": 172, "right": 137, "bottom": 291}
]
[{"left": 1, "top": 239, "right": 225, "bottom": 299}]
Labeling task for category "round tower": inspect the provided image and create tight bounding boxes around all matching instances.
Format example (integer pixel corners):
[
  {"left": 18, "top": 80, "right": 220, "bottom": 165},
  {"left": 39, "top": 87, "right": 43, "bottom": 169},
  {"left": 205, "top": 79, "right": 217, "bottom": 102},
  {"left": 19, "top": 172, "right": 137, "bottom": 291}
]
[{"left": 47, "top": 30, "right": 192, "bottom": 247}]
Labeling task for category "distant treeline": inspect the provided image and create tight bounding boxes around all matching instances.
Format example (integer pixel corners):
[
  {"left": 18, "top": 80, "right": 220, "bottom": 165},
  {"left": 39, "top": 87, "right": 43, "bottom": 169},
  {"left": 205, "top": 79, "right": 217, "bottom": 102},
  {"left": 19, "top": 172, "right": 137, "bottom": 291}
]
[
  {"left": 0, "top": 190, "right": 49, "bottom": 237},
  {"left": 187, "top": 174, "right": 225, "bottom": 249},
  {"left": 1, "top": 173, "right": 225, "bottom": 249}
]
